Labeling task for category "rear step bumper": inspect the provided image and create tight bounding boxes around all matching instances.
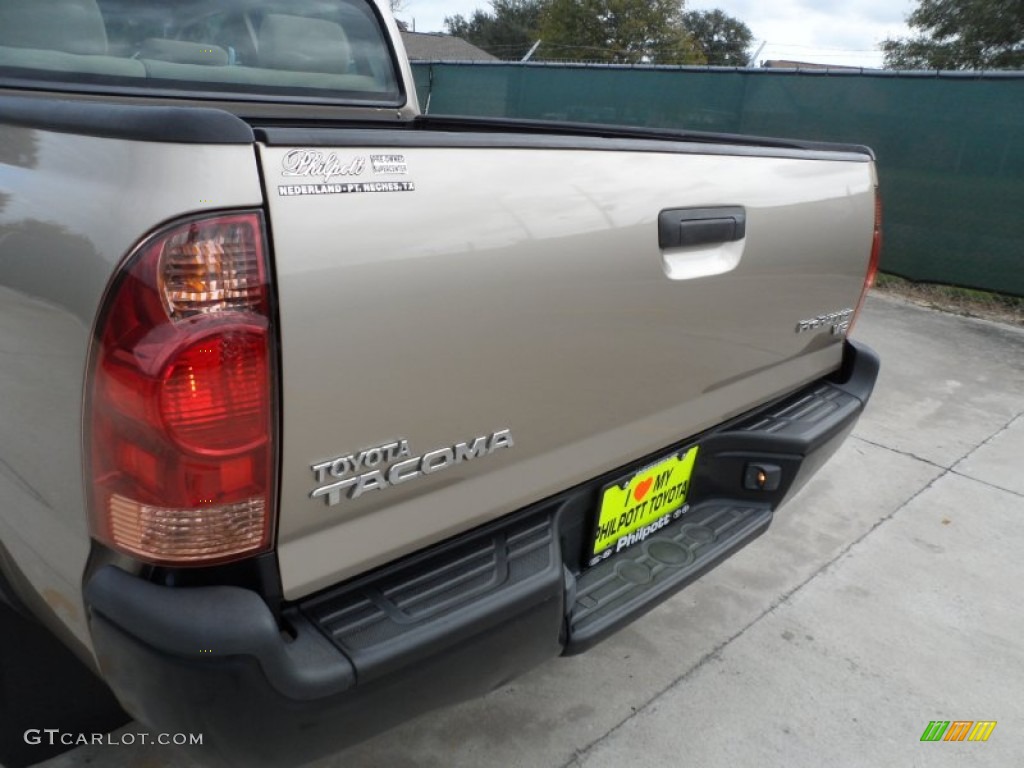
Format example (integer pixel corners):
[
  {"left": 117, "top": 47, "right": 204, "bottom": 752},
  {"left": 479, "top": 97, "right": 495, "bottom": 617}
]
[{"left": 85, "top": 340, "right": 879, "bottom": 767}]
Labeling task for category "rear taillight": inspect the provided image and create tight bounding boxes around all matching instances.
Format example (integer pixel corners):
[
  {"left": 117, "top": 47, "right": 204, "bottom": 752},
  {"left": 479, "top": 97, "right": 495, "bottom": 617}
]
[
  {"left": 86, "top": 212, "right": 277, "bottom": 566},
  {"left": 849, "top": 189, "right": 882, "bottom": 335}
]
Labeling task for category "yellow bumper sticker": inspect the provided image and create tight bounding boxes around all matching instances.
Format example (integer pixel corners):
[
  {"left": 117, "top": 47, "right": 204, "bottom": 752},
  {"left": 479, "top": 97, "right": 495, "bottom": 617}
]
[{"left": 592, "top": 446, "right": 699, "bottom": 558}]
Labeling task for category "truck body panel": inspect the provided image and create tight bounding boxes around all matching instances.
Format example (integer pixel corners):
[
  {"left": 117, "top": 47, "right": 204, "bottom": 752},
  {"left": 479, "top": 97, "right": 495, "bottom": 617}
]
[
  {"left": 259, "top": 140, "right": 874, "bottom": 597},
  {"left": 0, "top": 122, "right": 263, "bottom": 647}
]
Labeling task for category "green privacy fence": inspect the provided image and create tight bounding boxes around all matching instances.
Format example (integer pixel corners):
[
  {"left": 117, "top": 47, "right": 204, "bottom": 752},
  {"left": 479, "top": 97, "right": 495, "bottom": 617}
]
[{"left": 411, "top": 63, "right": 1024, "bottom": 297}]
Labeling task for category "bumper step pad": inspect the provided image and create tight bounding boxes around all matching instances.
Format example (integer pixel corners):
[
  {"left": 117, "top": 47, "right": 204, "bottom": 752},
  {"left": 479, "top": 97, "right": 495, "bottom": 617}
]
[
  {"left": 302, "top": 511, "right": 561, "bottom": 681},
  {"left": 566, "top": 502, "right": 772, "bottom": 652},
  {"left": 737, "top": 382, "right": 860, "bottom": 439}
]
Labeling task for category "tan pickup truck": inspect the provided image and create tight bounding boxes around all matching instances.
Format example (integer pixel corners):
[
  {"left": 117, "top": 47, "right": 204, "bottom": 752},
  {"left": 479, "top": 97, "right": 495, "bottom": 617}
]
[{"left": 0, "top": 0, "right": 880, "bottom": 765}]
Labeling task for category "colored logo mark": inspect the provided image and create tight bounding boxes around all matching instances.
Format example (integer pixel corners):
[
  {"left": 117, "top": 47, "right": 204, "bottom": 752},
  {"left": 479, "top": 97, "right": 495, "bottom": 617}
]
[{"left": 921, "top": 721, "right": 996, "bottom": 742}]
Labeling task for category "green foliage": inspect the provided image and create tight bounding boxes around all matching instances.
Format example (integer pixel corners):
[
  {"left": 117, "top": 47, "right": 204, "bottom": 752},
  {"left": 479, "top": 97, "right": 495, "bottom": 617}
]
[
  {"left": 444, "top": 0, "right": 544, "bottom": 60},
  {"left": 682, "top": 9, "right": 753, "bottom": 66},
  {"left": 882, "top": 0, "right": 1024, "bottom": 69},
  {"left": 537, "top": 0, "right": 705, "bottom": 64}
]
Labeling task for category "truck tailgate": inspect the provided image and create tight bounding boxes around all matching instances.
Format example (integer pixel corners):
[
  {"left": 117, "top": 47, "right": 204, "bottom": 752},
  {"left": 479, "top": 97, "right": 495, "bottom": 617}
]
[{"left": 256, "top": 133, "right": 875, "bottom": 599}]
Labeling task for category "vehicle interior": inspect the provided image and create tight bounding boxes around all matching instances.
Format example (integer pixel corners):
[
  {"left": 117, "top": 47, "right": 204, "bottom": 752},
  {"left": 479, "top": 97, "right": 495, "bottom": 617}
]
[{"left": 0, "top": 0, "right": 400, "bottom": 100}]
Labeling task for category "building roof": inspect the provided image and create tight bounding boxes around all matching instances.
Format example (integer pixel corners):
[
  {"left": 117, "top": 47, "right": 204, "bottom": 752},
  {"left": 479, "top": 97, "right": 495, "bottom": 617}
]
[
  {"left": 399, "top": 31, "right": 498, "bottom": 62},
  {"left": 761, "top": 59, "right": 871, "bottom": 72}
]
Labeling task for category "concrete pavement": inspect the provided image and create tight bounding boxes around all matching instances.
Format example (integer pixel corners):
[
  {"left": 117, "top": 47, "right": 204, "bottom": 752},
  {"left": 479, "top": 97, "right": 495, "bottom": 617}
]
[{"left": 32, "top": 293, "right": 1024, "bottom": 767}]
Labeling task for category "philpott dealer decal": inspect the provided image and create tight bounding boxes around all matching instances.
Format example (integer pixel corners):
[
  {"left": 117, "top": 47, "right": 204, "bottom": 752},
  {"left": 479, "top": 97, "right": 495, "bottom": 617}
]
[
  {"left": 278, "top": 181, "right": 415, "bottom": 196},
  {"left": 278, "top": 149, "right": 414, "bottom": 196}
]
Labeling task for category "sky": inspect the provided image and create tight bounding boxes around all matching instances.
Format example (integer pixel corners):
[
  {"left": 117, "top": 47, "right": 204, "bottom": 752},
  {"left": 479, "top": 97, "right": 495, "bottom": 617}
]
[{"left": 399, "top": 0, "right": 917, "bottom": 69}]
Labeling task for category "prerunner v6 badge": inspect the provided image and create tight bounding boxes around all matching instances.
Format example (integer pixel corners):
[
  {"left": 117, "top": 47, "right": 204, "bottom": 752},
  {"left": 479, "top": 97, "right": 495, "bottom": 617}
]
[{"left": 278, "top": 149, "right": 414, "bottom": 196}]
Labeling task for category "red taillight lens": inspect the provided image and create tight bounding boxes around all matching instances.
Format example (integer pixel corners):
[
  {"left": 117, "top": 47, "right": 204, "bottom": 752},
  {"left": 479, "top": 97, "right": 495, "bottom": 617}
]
[
  {"left": 161, "top": 331, "right": 269, "bottom": 454},
  {"left": 849, "top": 189, "right": 882, "bottom": 335},
  {"left": 87, "top": 212, "right": 277, "bottom": 566}
]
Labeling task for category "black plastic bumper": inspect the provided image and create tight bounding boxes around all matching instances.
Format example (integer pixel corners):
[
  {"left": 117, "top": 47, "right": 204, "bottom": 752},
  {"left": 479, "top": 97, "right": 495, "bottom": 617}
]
[{"left": 85, "top": 340, "right": 879, "bottom": 767}]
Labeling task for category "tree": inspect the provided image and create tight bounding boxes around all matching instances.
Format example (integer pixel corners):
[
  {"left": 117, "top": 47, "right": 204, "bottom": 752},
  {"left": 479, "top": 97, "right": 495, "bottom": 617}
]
[
  {"left": 682, "top": 9, "right": 753, "bottom": 66},
  {"left": 389, "top": 0, "right": 410, "bottom": 31},
  {"left": 445, "top": 0, "right": 544, "bottom": 61},
  {"left": 882, "top": 0, "right": 1024, "bottom": 70},
  {"left": 538, "top": 0, "right": 704, "bottom": 64}
]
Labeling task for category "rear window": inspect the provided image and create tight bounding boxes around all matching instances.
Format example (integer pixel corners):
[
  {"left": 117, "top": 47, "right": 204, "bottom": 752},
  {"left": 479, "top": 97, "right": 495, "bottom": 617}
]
[{"left": 0, "top": 0, "right": 402, "bottom": 105}]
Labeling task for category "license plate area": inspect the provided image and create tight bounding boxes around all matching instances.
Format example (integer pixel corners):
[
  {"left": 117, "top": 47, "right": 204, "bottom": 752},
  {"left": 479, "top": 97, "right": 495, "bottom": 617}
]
[{"left": 587, "top": 446, "right": 699, "bottom": 568}]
